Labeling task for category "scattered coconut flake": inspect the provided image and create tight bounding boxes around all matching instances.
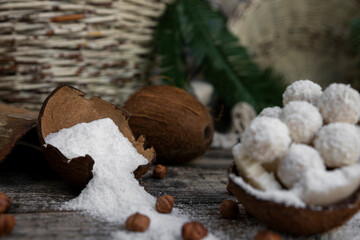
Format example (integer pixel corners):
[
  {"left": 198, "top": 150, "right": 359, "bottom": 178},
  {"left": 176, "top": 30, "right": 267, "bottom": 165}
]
[
  {"left": 282, "top": 80, "right": 322, "bottom": 106},
  {"left": 45, "top": 118, "right": 217, "bottom": 240},
  {"left": 320, "top": 212, "right": 360, "bottom": 240}
]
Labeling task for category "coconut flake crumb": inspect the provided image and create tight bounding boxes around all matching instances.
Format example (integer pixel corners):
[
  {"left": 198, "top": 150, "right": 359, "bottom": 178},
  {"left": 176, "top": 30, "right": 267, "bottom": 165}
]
[
  {"left": 45, "top": 118, "right": 217, "bottom": 240},
  {"left": 282, "top": 80, "right": 322, "bottom": 106}
]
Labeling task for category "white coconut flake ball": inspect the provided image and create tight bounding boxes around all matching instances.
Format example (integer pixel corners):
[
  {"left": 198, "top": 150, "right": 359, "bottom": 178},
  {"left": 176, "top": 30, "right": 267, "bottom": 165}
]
[
  {"left": 314, "top": 123, "right": 360, "bottom": 168},
  {"left": 258, "top": 106, "right": 282, "bottom": 118},
  {"left": 242, "top": 117, "right": 291, "bottom": 163},
  {"left": 317, "top": 83, "right": 360, "bottom": 124},
  {"left": 280, "top": 101, "right": 323, "bottom": 144},
  {"left": 277, "top": 144, "right": 325, "bottom": 188},
  {"left": 282, "top": 80, "right": 322, "bottom": 106}
]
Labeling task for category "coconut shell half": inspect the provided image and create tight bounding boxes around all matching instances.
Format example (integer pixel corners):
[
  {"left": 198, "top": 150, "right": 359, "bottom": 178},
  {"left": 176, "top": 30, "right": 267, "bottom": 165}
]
[
  {"left": 228, "top": 164, "right": 360, "bottom": 236},
  {"left": 38, "top": 85, "right": 156, "bottom": 188}
]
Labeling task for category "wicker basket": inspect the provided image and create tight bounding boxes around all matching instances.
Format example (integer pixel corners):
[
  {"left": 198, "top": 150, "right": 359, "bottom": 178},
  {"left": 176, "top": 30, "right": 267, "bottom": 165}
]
[
  {"left": 0, "top": 0, "right": 169, "bottom": 110},
  {"left": 228, "top": 0, "right": 360, "bottom": 88}
]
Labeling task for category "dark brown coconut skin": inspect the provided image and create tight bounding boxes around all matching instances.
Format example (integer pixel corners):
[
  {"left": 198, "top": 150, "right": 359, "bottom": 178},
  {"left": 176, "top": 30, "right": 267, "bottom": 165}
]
[
  {"left": 228, "top": 164, "right": 360, "bottom": 236},
  {"left": 38, "top": 85, "right": 156, "bottom": 188},
  {"left": 123, "top": 85, "right": 214, "bottom": 163}
]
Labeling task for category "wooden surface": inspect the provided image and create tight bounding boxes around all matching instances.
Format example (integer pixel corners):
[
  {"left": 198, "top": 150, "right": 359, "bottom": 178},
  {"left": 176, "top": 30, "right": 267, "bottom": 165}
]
[{"left": 0, "top": 139, "right": 359, "bottom": 240}]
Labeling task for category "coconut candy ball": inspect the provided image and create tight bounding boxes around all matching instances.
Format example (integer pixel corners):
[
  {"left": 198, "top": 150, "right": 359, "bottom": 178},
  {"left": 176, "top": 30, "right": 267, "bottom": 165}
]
[
  {"left": 282, "top": 80, "right": 322, "bottom": 106},
  {"left": 277, "top": 144, "right": 325, "bottom": 188},
  {"left": 279, "top": 101, "right": 323, "bottom": 144},
  {"left": 242, "top": 117, "right": 291, "bottom": 163},
  {"left": 313, "top": 123, "right": 360, "bottom": 168},
  {"left": 258, "top": 106, "right": 282, "bottom": 118},
  {"left": 317, "top": 83, "right": 360, "bottom": 124}
]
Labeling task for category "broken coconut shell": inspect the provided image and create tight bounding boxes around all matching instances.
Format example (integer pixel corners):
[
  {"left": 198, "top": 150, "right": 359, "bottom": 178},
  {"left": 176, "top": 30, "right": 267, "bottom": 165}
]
[
  {"left": 228, "top": 164, "right": 360, "bottom": 236},
  {"left": 123, "top": 85, "right": 214, "bottom": 163},
  {"left": 38, "top": 85, "right": 156, "bottom": 188},
  {"left": 0, "top": 102, "right": 37, "bottom": 163}
]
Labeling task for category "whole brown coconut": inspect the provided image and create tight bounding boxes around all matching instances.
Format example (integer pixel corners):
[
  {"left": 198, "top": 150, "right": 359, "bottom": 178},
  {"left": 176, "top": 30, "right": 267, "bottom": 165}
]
[
  {"left": 123, "top": 85, "right": 214, "bottom": 163},
  {"left": 228, "top": 164, "right": 360, "bottom": 236},
  {"left": 38, "top": 86, "right": 156, "bottom": 188}
]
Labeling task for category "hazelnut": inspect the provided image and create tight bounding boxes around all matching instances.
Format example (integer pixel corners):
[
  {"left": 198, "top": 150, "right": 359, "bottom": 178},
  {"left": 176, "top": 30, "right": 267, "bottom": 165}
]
[
  {"left": 219, "top": 199, "right": 239, "bottom": 219},
  {"left": 125, "top": 213, "right": 150, "bottom": 232},
  {"left": 153, "top": 164, "right": 167, "bottom": 179},
  {"left": 0, "top": 193, "right": 11, "bottom": 213},
  {"left": 254, "top": 230, "right": 282, "bottom": 240},
  {"left": 0, "top": 214, "right": 15, "bottom": 237},
  {"left": 182, "top": 221, "right": 208, "bottom": 240},
  {"left": 156, "top": 195, "right": 174, "bottom": 213}
]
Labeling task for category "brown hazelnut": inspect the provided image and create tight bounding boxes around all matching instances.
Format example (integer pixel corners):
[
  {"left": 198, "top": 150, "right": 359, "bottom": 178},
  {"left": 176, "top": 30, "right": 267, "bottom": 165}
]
[
  {"left": 153, "top": 164, "right": 167, "bottom": 179},
  {"left": 0, "top": 193, "right": 11, "bottom": 213},
  {"left": 182, "top": 221, "right": 208, "bottom": 240},
  {"left": 156, "top": 195, "right": 174, "bottom": 213},
  {"left": 0, "top": 214, "right": 15, "bottom": 237},
  {"left": 219, "top": 199, "right": 239, "bottom": 219},
  {"left": 254, "top": 230, "right": 282, "bottom": 240},
  {"left": 125, "top": 213, "right": 150, "bottom": 232}
]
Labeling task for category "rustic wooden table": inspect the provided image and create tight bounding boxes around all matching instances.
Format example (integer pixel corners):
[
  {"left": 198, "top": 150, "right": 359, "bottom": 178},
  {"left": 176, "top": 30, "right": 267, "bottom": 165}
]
[{"left": 1, "top": 141, "right": 359, "bottom": 240}]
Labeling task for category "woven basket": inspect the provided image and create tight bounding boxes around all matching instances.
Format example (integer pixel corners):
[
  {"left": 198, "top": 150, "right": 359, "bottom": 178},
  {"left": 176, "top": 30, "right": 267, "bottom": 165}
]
[
  {"left": 0, "top": 0, "right": 169, "bottom": 110},
  {"left": 228, "top": 0, "right": 360, "bottom": 88}
]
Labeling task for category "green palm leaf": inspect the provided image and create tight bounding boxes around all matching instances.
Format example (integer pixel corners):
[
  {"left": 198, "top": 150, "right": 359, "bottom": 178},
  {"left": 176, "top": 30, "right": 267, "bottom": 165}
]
[
  {"left": 156, "top": 0, "right": 286, "bottom": 112},
  {"left": 351, "top": 17, "right": 360, "bottom": 53},
  {"left": 156, "top": 3, "right": 187, "bottom": 88}
]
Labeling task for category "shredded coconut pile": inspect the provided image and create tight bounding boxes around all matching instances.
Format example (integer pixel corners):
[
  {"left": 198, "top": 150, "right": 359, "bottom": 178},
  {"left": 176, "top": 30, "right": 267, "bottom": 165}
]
[
  {"left": 45, "top": 118, "right": 216, "bottom": 240},
  {"left": 282, "top": 79, "right": 322, "bottom": 106}
]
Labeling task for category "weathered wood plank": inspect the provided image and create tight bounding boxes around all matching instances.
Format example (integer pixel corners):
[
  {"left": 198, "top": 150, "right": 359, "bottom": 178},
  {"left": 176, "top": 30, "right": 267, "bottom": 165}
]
[
  {"left": 0, "top": 103, "right": 38, "bottom": 163},
  {"left": 1, "top": 148, "right": 359, "bottom": 240}
]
